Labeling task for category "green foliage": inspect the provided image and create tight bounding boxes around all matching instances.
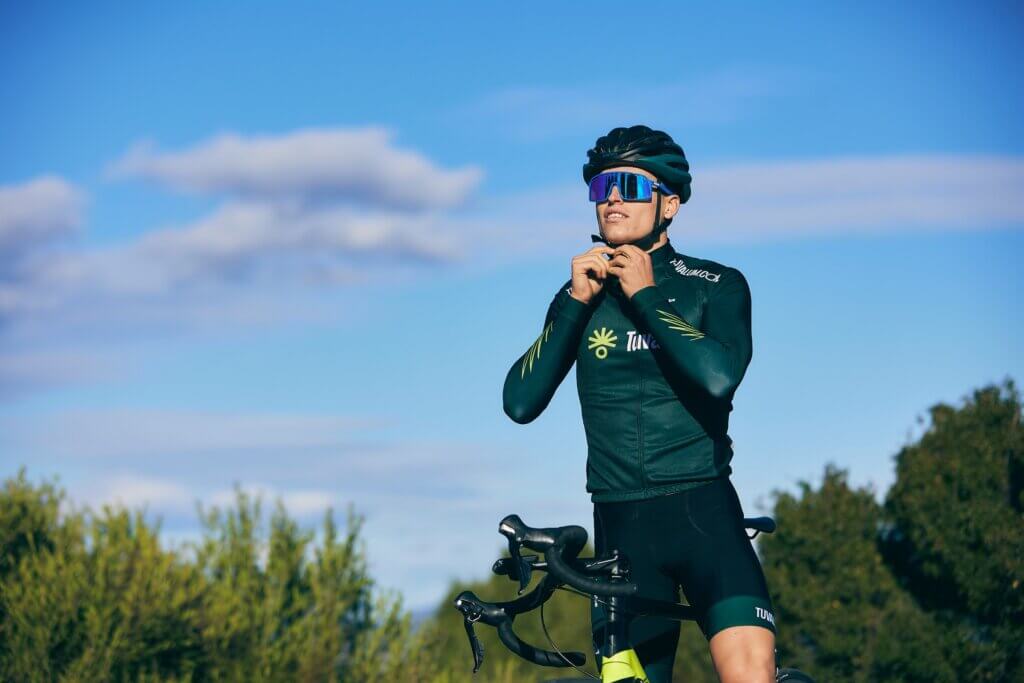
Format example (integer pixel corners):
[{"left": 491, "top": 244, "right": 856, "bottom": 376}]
[
  {"left": 760, "top": 466, "right": 954, "bottom": 682},
  {"left": 762, "top": 379, "right": 1023, "bottom": 682},
  {"left": 0, "top": 478, "right": 440, "bottom": 682},
  {"left": 0, "top": 469, "right": 74, "bottom": 579},
  {"left": 883, "top": 380, "right": 1024, "bottom": 681},
  {"left": 885, "top": 382, "right": 1023, "bottom": 618}
]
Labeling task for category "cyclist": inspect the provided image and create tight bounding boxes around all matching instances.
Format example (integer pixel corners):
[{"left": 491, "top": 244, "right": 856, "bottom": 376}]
[{"left": 503, "top": 125, "right": 776, "bottom": 683}]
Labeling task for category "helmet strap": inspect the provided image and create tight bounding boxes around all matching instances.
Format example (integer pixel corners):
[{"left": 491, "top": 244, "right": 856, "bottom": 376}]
[{"left": 591, "top": 191, "right": 666, "bottom": 250}]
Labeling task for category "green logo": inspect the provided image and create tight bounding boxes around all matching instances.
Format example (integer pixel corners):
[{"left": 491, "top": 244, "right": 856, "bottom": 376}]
[
  {"left": 521, "top": 321, "right": 554, "bottom": 378},
  {"left": 656, "top": 309, "right": 705, "bottom": 341},
  {"left": 588, "top": 327, "right": 617, "bottom": 359}
]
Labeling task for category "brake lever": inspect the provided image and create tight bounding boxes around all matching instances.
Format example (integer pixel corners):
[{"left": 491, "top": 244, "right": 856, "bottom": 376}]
[
  {"left": 506, "top": 534, "right": 533, "bottom": 594},
  {"left": 462, "top": 616, "right": 485, "bottom": 673}
]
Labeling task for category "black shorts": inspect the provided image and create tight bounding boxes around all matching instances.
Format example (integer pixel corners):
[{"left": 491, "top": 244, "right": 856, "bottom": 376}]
[{"left": 590, "top": 477, "right": 775, "bottom": 681}]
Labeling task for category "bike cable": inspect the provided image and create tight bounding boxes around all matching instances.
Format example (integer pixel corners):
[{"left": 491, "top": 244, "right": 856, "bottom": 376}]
[
  {"left": 540, "top": 598, "right": 599, "bottom": 679},
  {"left": 556, "top": 584, "right": 648, "bottom": 620}
]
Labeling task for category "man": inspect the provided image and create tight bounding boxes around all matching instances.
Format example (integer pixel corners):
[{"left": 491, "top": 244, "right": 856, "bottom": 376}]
[{"left": 502, "top": 125, "right": 776, "bottom": 683}]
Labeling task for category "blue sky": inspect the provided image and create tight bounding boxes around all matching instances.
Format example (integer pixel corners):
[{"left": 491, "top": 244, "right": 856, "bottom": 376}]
[{"left": 1, "top": 2, "right": 1022, "bottom": 611}]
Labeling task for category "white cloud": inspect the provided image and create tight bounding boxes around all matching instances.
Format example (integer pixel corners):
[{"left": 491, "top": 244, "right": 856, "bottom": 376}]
[
  {"left": 0, "top": 199, "right": 462, "bottom": 367},
  {"left": 132, "top": 200, "right": 459, "bottom": 276},
  {"left": 458, "top": 67, "right": 797, "bottom": 140},
  {"left": 111, "top": 127, "right": 483, "bottom": 210},
  {"left": 680, "top": 155, "right": 1024, "bottom": 242},
  {"left": 0, "top": 176, "right": 85, "bottom": 255},
  {"left": 481, "top": 155, "right": 1024, "bottom": 249},
  {"left": 89, "top": 474, "right": 194, "bottom": 510},
  {"left": 1, "top": 130, "right": 475, "bottom": 354},
  {"left": 0, "top": 351, "right": 111, "bottom": 398},
  {"left": 21, "top": 201, "right": 459, "bottom": 301},
  {"left": 210, "top": 483, "right": 337, "bottom": 518},
  {"left": 1, "top": 409, "right": 377, "bottom": 459},
  {"left": 76, "top": 474, "right": 339, "bottom": 520}
]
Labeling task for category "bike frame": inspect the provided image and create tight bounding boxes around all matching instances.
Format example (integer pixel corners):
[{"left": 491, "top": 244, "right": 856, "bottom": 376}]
[{"left": 594, "top": 586, "right": 652, "bottom": 683}]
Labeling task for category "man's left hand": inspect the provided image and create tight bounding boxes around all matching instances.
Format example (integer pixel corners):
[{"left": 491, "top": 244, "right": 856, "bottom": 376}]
[{"left": 607, "top": 245, "right": 656, "bottom": 299}]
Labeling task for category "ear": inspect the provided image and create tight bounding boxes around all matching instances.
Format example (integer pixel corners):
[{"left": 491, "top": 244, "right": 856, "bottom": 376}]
[{"left": 663, "top": 194, "right": 681, "bottom": 219}]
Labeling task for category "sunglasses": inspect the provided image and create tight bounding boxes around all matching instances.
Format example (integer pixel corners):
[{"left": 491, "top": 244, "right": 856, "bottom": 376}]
[{"left": 588, "top": 171, "right": 672, "bottom": 202}]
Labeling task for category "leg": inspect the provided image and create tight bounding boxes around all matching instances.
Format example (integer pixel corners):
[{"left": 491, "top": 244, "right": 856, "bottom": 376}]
[
  {"left": 669, "top": 479, "right": 778, "bottom": 683},
  {"left": 709, "top": 625, "right": 775, "bottom": 683}
]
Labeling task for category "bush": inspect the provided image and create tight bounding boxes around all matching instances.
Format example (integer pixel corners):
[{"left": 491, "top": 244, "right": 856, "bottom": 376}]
[{"left": 0, "top": 475, "right": 440, "bottom": 682}]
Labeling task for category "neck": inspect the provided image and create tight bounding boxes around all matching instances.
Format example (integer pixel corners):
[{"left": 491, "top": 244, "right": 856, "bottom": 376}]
[{"left": 646, "top": 232, "right": 670, "bottom": 252}]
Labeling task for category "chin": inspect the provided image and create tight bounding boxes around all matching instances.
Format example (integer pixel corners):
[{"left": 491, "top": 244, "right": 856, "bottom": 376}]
[{"left": 600, "top": 223, "right": 645, "bottom": 243}]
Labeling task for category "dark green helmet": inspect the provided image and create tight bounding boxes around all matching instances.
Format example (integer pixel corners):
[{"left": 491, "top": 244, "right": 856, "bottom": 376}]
[{"left": 583, "top": 125, "right": 692, "bottom": 204}]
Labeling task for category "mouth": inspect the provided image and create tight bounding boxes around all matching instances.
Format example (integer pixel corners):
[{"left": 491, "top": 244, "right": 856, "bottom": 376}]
[{"left": 604, "top": 209, "right": 629, "bottom": 223}]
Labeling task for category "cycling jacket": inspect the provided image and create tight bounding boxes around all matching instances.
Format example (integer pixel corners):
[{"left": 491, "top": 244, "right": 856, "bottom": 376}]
[{"left": 502, "top": 240, "right": 753, "bottom": 502}]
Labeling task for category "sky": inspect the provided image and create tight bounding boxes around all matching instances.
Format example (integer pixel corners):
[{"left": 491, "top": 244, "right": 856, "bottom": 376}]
[{"left": 1, "top": 2, "right": 1022, "bottom": 612}]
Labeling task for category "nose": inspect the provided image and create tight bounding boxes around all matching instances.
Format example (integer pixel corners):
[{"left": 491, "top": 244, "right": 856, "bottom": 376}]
[{"left": 606, "top": 184, "right": 623, "bottom": 203}]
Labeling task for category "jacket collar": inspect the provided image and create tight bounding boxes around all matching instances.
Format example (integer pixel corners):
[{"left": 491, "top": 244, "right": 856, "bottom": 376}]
[{"left": 649, "top": 239, "right": 678, "bottom": 279}]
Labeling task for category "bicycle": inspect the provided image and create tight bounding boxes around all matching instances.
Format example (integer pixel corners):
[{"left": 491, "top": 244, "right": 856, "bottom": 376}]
[{"left": 453, "top": 513, "right": 814, "bottom": 683}]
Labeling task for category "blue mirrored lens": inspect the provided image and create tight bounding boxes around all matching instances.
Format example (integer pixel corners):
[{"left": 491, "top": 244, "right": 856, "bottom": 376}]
[
  {"left": 589, "top": 174, "right": 613, "bottom": 201},
  {"left": 588, "top": 172, "right": 654, "bottom": 202}
]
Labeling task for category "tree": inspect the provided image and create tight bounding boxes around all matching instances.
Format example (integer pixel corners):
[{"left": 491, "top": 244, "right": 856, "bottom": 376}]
[
  {"left": 761, "top": 380, "right": 1023, "bottom": 682},
  {"left": 883, "top": 380, "right": 1024, "bottom": 681},
  {"left": 0, "top": 475, "right": 439, "bottom": 681},
  {"left": 760, "top": 465, "right": 954, "bottom": 682}
]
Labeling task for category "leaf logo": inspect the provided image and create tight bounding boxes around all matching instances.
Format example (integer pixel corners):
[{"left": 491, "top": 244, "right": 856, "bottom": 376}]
[
  {"left": 521, "top": 321, "right": 554, "bottom": 378},
  {"left": 588, "top": 327, "right": 618, "bottom": 360},
  {"left": 656, "top": 310, "right": 705, "bottom": 341}
]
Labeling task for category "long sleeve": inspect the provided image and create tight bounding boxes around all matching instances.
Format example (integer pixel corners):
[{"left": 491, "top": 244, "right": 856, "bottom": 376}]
[
  {"left": 502, "top": 284, "right": 592, "bottom": 424},
  {"left": 629, "top": 269, "right": 753, "bottom": 401}
]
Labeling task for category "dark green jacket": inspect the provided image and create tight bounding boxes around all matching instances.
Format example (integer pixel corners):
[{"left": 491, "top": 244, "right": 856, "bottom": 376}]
[{"left": 503, "top": 240, "right": 753, "bottom": 502}]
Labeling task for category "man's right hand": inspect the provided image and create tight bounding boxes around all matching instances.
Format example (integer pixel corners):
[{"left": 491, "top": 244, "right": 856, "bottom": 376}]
[{"left": 570, "top": 246, "right": 615, "bottom": 304}]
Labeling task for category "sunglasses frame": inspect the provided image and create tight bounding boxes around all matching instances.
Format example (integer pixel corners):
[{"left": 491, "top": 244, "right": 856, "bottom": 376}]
[{"left": 588, "top": 171, "right": 673, "bottom": 203}]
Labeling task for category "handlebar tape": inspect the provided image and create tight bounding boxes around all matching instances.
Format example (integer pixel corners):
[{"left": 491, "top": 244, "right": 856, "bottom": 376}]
[{"left": 496, "top": 621, "right": 586, "bottom": 667}]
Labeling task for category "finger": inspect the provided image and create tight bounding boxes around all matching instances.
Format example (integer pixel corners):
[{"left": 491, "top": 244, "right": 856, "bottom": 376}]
[
  {"left": 585, "top": 257, "right": 609, "bottom": 278},
  {"left": 575, "top": 249, "right": 612, "bottom": 265},
  {"left": 619, "top": 245, "right": 648, "bottom": 260},
  {"left": 589, "top": 245, "right": 616, "bottom": 256},
  {"left": 608, "top": 255, "right": 631, "bottom": 268},
  {"left": 576, "top": 248, "right": 612, "bottom": 263},
  {"left": 575, "top": 257, "right": 605, "bottom": 279},
  {"left": 573, "top": 254, "right": 602, "bottom": 272}
]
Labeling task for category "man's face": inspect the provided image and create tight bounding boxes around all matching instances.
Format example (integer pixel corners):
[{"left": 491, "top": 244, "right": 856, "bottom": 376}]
[{"left": 593, "top": 165, "right": 677, "bottom": 244}]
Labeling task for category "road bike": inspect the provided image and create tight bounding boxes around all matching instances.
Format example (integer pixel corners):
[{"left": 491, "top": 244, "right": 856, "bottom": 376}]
[{"left": 453, "top": 513, "right": 814, "bottom": 682}]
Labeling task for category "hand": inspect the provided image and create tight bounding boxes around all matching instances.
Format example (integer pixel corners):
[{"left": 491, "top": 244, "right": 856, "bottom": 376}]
[
  {"left": 607, "top": 245, "right": 655, "bottom": 299},
  {"left": 569, "top": 245, "right": 615, "bottom": 304}
]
